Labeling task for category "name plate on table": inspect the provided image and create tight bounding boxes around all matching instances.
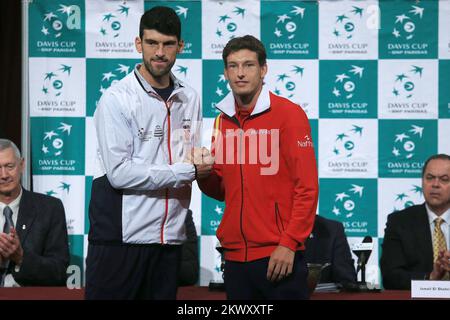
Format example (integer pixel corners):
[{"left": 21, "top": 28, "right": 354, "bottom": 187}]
[{"left": 411, "top": 280, "right": 450, "bottom": 298}]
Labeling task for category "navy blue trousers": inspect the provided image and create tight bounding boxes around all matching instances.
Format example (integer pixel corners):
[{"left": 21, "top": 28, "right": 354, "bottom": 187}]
[
  {"left": 224, "top": 251, "right": 309, "bottom": 300},
  {"left": 85, "top": 244, "right": 181, "bottom": 300}
]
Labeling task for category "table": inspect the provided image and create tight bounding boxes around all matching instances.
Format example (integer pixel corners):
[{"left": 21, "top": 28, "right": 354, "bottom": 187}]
[
  {"left": 0, "top": 287, "right": 84, "bottom": 300},
  {"left": 0, "top": 287, "right": 415, "bottom": 300},
  {"left": 176, "top": 286, "right": 412, "bottom": 300}
]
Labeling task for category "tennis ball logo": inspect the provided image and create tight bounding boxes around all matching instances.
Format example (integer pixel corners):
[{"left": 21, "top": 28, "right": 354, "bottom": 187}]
[
  {"left": 333, "top": 6, "right": 363, "bottom": 39},
  {"left": 333, "top": 125, "right": 363, "bottom": 158},
  {"left": 391, "top": 125, "right": 424, "bottom": 160},
  {"left": 42, "top": 64, "right": 72, "bottom": 97},
  {"left": 332, "top": 184, "right": 364, "bottom": 219},
  {"left": 391, "top": 5, "right": 424, "bottom": 41},
  {"left": 41, "top": 122, "right": 72, "bottom": 157},
  {"left": 273, "top": 65, "right": 304, "bottom": 99},
  {"left": 99, "top": 5, "right": 130, "bottom": 38},
  {"left": 392, "top": 65, "right": 423, "bottom": 99},
  {"left": 40, "top": 4, "right": 81, "bottom": 38},
  {"left": 215, "top": 6, "right": 246, "bottom": 40},
  {"left": 273, "top": 6, "right": 305, "bottom": 41},
  {"left": 332, "top": 65, "right": 364, "bottom": 100}
]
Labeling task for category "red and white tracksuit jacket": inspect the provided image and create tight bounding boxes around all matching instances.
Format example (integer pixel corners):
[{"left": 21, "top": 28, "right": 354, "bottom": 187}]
[{"left": 198, "top": 86, "right": 319, "bottom": 262}]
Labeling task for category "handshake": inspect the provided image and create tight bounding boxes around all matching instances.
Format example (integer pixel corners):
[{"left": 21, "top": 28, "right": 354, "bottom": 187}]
[{"left": 185, "top": 147, "right": 214, "bottom": 179}]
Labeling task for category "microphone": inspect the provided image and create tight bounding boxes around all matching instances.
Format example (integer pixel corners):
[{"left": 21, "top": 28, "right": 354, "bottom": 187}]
[
  {"left": 343, "top": 236, "right": 379, "bottom": 292},
  {"left": 352, "top": 236, "right": 373, "bottom": 283}
]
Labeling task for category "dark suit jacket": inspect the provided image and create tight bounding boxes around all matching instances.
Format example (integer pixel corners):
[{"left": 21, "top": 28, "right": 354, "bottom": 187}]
[
  {"left": 380, "top": 203, "right": 433, "bottom": 290},
  {"left": 8, "top": 189, "right": 70, "bottom": 286},
  {"left": 305, "top": 215, "right": 357, "bottom": 284},
  {"left": 177, "top": 209, "right": 199, "bottom": 286}
]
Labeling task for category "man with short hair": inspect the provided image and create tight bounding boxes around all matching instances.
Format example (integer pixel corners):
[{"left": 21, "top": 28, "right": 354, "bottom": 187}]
[
  {"left": 381, "top": 154, "right": 450, "bottom": 289},
  {"left": 0, "top": 138, "right": 69, "bottom": 287},
  {"left": 305, "top": 215, "right": 357, "bottom": 285},
  {"left": 197, "top": 35, "right": 318, "bottom": 300},
  {"left": 85, "top": 6, "right": 210, "bottom": 299}
]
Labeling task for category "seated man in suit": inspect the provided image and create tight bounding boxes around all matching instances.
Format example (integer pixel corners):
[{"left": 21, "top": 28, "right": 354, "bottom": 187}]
[
  {"left": 177, "top": 209, "right": 199, "bottom": 286},
  {"left": 305, "top": 215, "right": 357, "bottom": 285},
  {"left": 381, "top": 154, "right": 450, "bottom": 289},
  {"left": 0, "top": 139, "right": 70, "bottom": 286}
]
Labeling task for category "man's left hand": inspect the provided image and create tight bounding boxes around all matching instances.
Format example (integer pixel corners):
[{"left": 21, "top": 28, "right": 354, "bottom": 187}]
[
  {"left": 267, "top": 246, "right": 295, "bottom": 282},
  {"left": 0, "top": 228, "right": 23, "bottom": 266}
]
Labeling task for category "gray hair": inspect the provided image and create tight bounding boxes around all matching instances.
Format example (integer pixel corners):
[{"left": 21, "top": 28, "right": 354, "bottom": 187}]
[{"left": 0, "top": 139, "right": 22, "bottom": 160}]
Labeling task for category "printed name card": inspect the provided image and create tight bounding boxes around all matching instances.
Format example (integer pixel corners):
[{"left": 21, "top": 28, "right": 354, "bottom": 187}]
[{"left": 411, "top": 280, "right": 450, "bottom": 299}]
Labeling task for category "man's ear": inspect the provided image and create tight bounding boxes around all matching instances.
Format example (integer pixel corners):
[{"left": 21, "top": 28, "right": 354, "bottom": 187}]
[
  {"left": 19, "top": 158, "right": 25, "bottom": 176},
  {"left": 177, "top": 39, "right": 185, "bottom": 54},
  {"left": 261, "top": 63, "right": 268, "bottom": 79},
  {"left": 135, "top": 36, "right": 142, "bottom": 53}
]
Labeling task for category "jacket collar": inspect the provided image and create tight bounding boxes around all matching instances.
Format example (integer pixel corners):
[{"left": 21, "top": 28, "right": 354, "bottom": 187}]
[
  {"left": 216, "top": 85, "right": 271, "bottom": 118},
  {"left": 133, "top": 64, "right": 186, "bottom": 100}
]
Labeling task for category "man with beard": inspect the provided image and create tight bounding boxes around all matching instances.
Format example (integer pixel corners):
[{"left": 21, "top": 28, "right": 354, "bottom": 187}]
[
  {"left": 381, "top": 154, "right": 450, "bottom": 289},
  {"left": 85, "top": 6, "right": 211, "bottom": 300}
]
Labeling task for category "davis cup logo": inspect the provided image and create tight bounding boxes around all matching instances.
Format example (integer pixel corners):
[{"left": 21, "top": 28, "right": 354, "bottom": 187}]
[
  {"left": 214, "top": 205, "right": 224, "bottom": 217},
  {"left": 40, "top": 4, "right": 81, "bottom": 39},
  {"left": 332, "top": 65, "right": 364, "bottom": 100},
  {"left": 332, "top": 184, "right": 364, "bottom": 218},
  {"left": 216, "top": 6, "right": 246, "bottom": 40},
  {"left": 333, "top": 125, "right": 363, "bottom": 158},
  {"left": 45, "top": 181, "right": 71, "bottom": 197},
  {"left": 273, "top": 6, "right": 305, "bottom": 41},
  {"left": 392, "top": 5, "right": 424, "bottom": 40},
  {"left": 262, "top": 1, "right": 317, "bottom": 58},
  {"left": 273, "top": 65, "right": 304, "bottom": 99},
  {"left": 210, "top": 205, "right": 224, "bottom": 233},
  {"left": 392, "top": 125, "right": 424, "bottom": 160},
  {"left": 42, "top": 64, "right": 72, "bottom": 97},
  {"left": 99, "top": 5, "right": 129, "bottom": 38},
  {"left": 175, "top": 65, "right": 188, "bottom": 78},
  {"left": 41, "top": 122, "right": 72, "bottom": 157},
  {"left": 202, "top": 197, "right": 225, "bottom": 235},
  {"left": 393, "top": 185, "right": 422, "bottom": 211},
  {"left": 333, "top": 6, "right": 363, "bottom": 39},
  {"left": 392, "top": 65, "right": 423, "bottom": 99},
  {"left": 214, "top": 74, "right": 230, "bottom": 101},
  {"left": 99, "top": 64, "right": 130, "bottom": 95},
  {"left": 174, "top": 3, "right": 199, "bottom": 57},
  {"left": 175, "top": 6, "right": 188, "bottom": 19}
]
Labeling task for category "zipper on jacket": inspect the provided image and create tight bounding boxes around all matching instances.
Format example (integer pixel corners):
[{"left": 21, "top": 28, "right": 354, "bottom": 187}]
[
  {"left": 275, "top": 202, "right": 285, "bottom": 233},
  {"left": 238, "top": 117, "right": 248, "bottom": 261},
  {"left": 160, "top": 103, "right": 172, "bottom": 244}
]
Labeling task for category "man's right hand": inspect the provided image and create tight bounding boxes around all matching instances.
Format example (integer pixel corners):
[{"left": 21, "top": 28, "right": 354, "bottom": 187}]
[
  {"left": 430, "top": 250, "right": 450, "bottom": 280},
  {"left": 187, "top": 147, "right": 214, "bottom": 179}
]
